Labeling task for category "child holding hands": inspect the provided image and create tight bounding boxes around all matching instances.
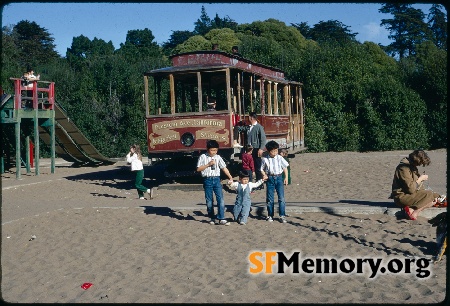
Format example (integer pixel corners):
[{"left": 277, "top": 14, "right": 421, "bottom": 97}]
[
  {"left": 197, "top": 140, "right": 234, "bottom": 225},
  {"left": 229, "top": 171, "right": 264, "bottom": 225}
]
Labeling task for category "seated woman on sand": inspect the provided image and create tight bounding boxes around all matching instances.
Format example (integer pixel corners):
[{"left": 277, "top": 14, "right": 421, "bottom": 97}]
[{"left": 390, "top": 150, "right": 441, "bottom": 220}]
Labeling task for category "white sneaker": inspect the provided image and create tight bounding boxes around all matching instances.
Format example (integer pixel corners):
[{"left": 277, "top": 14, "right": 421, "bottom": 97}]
[
  {"left": 280, "top": 216, "right": 287, "bottom": 223},
  {"left": 209, "top": 219, "right": 215, "bottom": 225},
  {"left": 233, "top": 143, "right": 243, "bottom": 148},
  {"left": 219, "top": 219, "right": 230, "bottom": 226},
  {"left": 139, "top": 197, "right": 145, "bottom": 200},
  {"left": 239, "top": 222, "right": 246, "bottom": 225},
  {"left": 266, "top": 216, "right": 273, "bottom": 222}
]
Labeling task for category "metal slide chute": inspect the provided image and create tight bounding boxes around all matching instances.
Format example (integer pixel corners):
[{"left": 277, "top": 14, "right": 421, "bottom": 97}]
[{"left": 38, "top": 102, "right": 116, "bottom": 166}]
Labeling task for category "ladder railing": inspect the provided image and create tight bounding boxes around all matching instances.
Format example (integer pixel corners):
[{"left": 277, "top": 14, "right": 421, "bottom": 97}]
[{"left": 10, "top": 78, "right": 55, "bottom": 110}]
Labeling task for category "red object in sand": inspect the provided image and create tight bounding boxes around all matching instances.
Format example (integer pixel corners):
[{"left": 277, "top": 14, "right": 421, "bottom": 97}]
[{"left": 81, "top": 283, "right": 93, "bottom": 290}]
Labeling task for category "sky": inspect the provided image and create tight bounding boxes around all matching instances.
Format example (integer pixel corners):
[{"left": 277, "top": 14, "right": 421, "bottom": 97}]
[{"left": 1, "top": 2, "right": 437, "bottom": 57}]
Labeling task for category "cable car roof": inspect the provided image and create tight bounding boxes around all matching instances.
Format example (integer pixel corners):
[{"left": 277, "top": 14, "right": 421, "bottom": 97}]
[{"left": 145, "top": 51, "right": 302, "bottom": 85}]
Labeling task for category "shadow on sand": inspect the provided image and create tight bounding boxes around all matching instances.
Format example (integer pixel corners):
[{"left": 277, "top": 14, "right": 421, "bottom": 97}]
[
  {"left": 339, "top": 199, "right": 397, "bottom": 208},
  {"left": 140, "top": 205, "right": 209, "bottom": 223},
  {"left": 64, "top": 164, "right": 179, "bottom": 191},
  {"left": 140, "top": 204, "right": 268, "bottom": 224}
]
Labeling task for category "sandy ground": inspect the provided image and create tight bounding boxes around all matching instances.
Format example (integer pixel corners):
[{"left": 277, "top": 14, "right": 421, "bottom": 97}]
[{"left": 1, "top": 149, "right": 447, "bottom": 303}]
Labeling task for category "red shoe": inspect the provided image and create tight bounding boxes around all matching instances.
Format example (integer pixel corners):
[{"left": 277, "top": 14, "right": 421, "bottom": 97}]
[{"left": 404, "top": 206, "right": 417, "bottom": 220}]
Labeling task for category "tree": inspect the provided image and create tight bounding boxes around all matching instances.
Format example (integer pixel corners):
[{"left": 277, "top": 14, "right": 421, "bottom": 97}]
[
  {"left": 238, "top": 19, "right": 309, "bottom": 54},
  {"left": 290, "top": 22, "right": 311, "bottom": 39},
  {"left": 403, "top": 7, "right": 432, "bottom": 55},
  {"left": 299, "top": 39, "right": 429, "bottom": 152},
  {"left": 124, "top": 28, "right": 158, "bottom": 48},
  {"left": 66, "top": 35, "right": 91, "bottom": 58},
  {"left": 401, "top": 41, "right": 447, "bottom": 148},
  {"left": 3, "top": 16, "right": 443, "bottom": 156},
  {"left": 308, "top": 20, "right": 358, "bottom": 44},
  {"left": 173, "top": 35, "right": 210, "bottom": 53},
  {"left": 304, "top": 108, "right": 327, "bottom": 152},
  {"left": 2, "top": 25, "right": 22, "bottom": 90},
  {"left": 427, "top": 4, "right": 447, "bottom": 50},
  {"left": 204, "top": 28, "right": 240, "bottom": 52},
  {"left": 162, "top": 30, "right": 195, "bottom": 53},
  {"left": 237, "top": 19, "right": 315, "bottom": 74},
  {"left": 379, "top": 3, "right": 430, "bottom": 58},
  {"left": 193, "top": 6, "right": 238, "bottom": 36},
  {"left": 11, "top": 20, "right": 59, "bottom": 69},
  {"left": 221, "top": 15, "right": 238, "bottom": 31},
  {"left": 211, "top": 14, "right": 238, "bottom": 31},
  {"left": 66, "top": 35, "right": 114, "bottom": 70},
  {"left": 194, "top": 6, "right": 212, "bottom": 35},
  {"left": 119, "top": 29, "right": 161, "bottom": 58},
  {"left": 90, "top": 37, "right": 115, "bottom": 56}
]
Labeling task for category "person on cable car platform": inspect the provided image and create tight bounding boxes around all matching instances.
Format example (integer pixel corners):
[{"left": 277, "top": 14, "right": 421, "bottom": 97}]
[
  {"left": 232, "top": 108, "right": 245, "bottom": 148},
  {"left": 206, "top": 99, "right": 217, "bottom": 111},
  {"left": 231, "top": 45, "right": 242, "bottom": 57}
]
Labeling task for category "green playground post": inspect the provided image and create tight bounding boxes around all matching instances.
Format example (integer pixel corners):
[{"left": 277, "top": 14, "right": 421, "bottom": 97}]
[
  {"left": 25, "top": 135, "right": 31, "bottom": 173},
  {"left": 15, "top": 120, "right": 21, "bottom": 179}
]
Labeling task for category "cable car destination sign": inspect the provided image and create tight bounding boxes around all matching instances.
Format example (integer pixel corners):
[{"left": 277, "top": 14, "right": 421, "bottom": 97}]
[{"left": 148, "top": 118, "right": 229, "bottom": 148}]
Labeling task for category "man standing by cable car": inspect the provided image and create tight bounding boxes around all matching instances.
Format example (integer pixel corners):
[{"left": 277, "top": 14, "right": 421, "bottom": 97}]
[{"left": 247, "top": 112, "right": 267, "bottom": 186}]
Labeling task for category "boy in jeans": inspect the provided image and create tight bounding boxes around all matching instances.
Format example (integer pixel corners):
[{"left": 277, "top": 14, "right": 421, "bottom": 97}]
[
  {"left": 260, "top": 140, "right": 289, "bottom": 223},
  {"left": 197, "top": 140, "right": 234, "bottom": 225}
]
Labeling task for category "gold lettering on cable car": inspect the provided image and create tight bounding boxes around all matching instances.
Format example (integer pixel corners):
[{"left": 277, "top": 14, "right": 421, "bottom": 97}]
[{"left": 149, "top": 118, "right": 227, "bottom": 148}]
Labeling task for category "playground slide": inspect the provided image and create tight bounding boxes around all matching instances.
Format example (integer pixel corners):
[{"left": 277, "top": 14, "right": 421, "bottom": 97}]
[
  {"left": 38, "top": 126, "right": 81, "bottom": 163},
  {"left": 38, "top": 102, "right": 116, "bottom": 165},
  {"left": 1, "top": 94, "right": 12, "bottom": 108}
]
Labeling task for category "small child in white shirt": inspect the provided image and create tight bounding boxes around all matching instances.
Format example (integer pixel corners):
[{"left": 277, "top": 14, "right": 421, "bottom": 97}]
[{"left": 228, "top": 171, "right": 264, "bottom": 225}]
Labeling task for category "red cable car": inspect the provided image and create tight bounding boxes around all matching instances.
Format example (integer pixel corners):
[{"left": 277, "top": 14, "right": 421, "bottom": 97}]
[{"left": 143, "top": 50, "right": 305, "bottom": 177}]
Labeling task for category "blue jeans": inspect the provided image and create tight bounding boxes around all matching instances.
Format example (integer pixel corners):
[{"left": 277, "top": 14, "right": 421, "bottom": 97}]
[
  {"left": 233, "top": 185, "right": 251, "bottom": 223},
  {"left": 203, "top": 176, "right": 226, "bottom": 220},
  {"left": 252, "top": 149, "right": 263, "bottom": 181},
  {"left": 233, "top": 200, "right": 251, "bottom": 223},
  {"left": 266, "top": 175, "right": 286, "bottom": 217}
]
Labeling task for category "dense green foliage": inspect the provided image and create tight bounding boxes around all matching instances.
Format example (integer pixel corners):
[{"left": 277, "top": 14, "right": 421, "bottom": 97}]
[
  {"left": 1, "top": 4, "right": 447, "bottom": 158},
  {"left": 300, "top": 41, "right": 430, "bottom": 152},
  {"left": 292, "top": 20, "right": 358, "bottom": 44},
  {"left": 379, "top": 3, "right": 432, "bottom": 59}
]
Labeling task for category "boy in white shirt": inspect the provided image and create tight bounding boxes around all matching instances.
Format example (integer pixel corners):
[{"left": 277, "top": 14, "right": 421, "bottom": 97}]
[
  {"left": 260, "top": 140, "right": 289, "bottom": 223},
  {"left": 229, "top": 171, "right": 264, "bottom": 225},
  {"left": 197, "top": 140, "right": 234, "bottom": 225}
]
